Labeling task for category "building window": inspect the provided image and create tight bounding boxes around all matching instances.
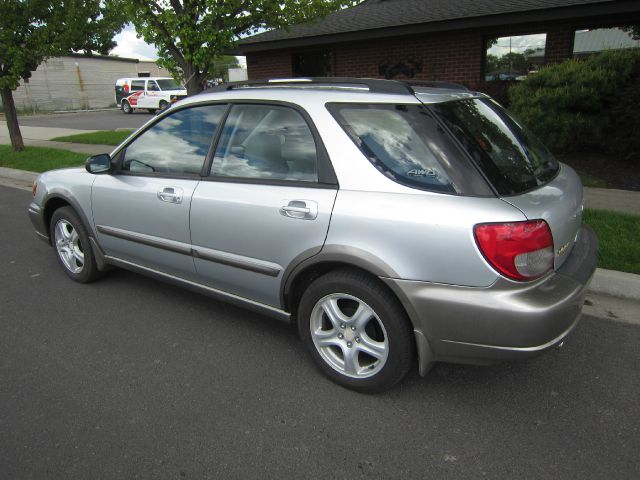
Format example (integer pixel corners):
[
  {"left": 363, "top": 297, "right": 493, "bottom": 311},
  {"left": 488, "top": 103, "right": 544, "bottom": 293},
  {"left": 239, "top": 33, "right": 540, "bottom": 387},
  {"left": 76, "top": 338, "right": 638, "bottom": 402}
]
[
  {"left": 292, "top": 50, "right": 333, "bottom": 77},
  {"left": 485, "top": 33, "right": 547, "bottom": 81},
  {"left": 573, "top": 27, "right": 640, "bottom": 58}
]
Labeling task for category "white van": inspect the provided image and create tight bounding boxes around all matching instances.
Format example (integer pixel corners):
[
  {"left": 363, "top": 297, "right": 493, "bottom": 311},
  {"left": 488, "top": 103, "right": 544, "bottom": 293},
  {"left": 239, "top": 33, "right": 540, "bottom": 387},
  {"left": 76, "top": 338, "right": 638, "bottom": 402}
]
[{"left": 115, "top": 77, "right": 187, "bottom": 114}]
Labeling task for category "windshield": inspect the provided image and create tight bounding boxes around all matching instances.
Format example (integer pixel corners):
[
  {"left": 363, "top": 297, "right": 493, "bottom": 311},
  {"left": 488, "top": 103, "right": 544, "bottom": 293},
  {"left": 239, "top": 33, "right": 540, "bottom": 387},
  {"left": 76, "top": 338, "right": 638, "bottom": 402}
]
[
  {"left": 157, "top": 79, "right": 182, "bottom": 90},
  {"left": 430, "top": 98, "right": 559, "bottom": 195}
]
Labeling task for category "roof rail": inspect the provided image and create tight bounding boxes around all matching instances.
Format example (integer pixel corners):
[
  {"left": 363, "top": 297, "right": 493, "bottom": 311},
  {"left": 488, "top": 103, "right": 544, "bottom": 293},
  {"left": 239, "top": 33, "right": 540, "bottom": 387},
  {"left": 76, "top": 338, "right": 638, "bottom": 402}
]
[
  {"left": 404, "top": 80, "right": 468, "bottom": 91},
  {"left": 204, "top": 77, "right": 468, "bottom": 95}
]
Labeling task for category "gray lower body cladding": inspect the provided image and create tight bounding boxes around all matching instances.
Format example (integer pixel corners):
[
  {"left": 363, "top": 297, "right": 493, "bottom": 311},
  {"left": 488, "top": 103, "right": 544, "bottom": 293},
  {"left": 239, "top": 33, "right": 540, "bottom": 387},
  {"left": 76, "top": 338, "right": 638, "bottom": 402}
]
[{"left": 384, "top": 225, "right": 598, "bottom": 371}]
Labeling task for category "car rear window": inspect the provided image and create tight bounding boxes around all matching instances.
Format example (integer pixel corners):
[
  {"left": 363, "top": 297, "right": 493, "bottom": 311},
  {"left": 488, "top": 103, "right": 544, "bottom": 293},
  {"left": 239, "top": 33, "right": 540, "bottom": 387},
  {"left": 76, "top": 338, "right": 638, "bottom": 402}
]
[
  {"left": 430, "top": 98, "right": 559, "bottom": 196},
  {"left": 328, "top": 103, "right": 460, "bottom": 193}
]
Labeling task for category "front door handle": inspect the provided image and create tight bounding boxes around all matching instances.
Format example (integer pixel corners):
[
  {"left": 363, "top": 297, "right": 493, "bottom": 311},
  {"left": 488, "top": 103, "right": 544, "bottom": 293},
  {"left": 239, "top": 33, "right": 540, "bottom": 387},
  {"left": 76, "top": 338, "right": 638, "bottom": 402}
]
[
  {"left": 157, "top": 187, "right": 183, "bottom": 204},
  {"left": 280, "top": 200, "right": 318, "bottom": 220}
]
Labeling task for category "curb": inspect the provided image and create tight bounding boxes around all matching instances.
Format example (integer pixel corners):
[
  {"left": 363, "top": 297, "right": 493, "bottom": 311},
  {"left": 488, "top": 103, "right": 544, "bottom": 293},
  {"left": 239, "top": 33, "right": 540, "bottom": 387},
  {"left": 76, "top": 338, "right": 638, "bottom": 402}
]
[
  {"left": 0, "top": 165, "right": 638, "bottom": 302},
  {"left": 589, "top": 268, "right": 640, "bottom": 301}
]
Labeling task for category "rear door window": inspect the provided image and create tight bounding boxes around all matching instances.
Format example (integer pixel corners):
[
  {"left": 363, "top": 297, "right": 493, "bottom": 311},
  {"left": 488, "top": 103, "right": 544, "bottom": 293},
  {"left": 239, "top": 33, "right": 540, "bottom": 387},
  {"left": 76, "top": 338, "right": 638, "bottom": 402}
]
[{"left": 211, "top": 104, "right": 318, "bottom": 182}]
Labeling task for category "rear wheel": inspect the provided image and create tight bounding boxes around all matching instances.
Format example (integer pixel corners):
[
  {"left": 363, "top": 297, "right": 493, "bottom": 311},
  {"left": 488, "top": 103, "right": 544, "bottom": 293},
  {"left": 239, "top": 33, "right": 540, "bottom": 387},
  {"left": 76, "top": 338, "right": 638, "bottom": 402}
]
[
  {"left": 298, "top": 269, "right": 415, "bottom": 393},
  {"left": 121, "top": 100, "right": 132, "bottom": 114},
  {"left": 50, "top": 207, "right": 101, "bottom": 283}
]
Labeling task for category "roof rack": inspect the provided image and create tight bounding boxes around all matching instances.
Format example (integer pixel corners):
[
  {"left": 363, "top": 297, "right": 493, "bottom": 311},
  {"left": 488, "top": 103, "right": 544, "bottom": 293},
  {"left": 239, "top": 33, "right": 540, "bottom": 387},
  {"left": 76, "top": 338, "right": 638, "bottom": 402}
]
[
  {"left": 403, "top": 80, "right": 468, "bottom": 91},
  {"left": 204, "top": 77, "right": 468, "bottom": 95}
]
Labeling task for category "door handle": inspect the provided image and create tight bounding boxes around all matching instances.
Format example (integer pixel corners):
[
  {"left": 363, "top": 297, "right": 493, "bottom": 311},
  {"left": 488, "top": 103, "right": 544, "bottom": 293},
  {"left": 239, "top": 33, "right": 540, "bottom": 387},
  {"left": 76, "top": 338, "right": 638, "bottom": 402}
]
[
  {"left": 157, "top": 187, "right": 183, "bottom": 204},
  {"left": 280, "top": 200, "right": 318, "bottom": 220}
]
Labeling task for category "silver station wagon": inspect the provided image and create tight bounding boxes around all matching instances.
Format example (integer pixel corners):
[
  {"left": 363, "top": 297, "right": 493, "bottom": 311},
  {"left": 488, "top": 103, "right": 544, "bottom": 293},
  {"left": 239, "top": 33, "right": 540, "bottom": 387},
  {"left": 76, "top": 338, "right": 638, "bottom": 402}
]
[{"left": 28, "top": 78, "right": 597, "bottom": 392}]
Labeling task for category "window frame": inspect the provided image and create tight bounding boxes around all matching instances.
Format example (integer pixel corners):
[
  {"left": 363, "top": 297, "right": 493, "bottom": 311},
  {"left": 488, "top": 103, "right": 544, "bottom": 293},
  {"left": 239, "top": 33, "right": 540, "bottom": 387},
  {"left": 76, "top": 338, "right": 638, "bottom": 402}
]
[
  {"left": 112, "top": 103, "right": 229, "bottom": 180},
  {"left": 130, "top": 80, "right": 145, "bottom": 91},
  {"left": 207, "top": 102, "right": 330, "bottom": 187},
  {"left": 146, "top": 80, "right": 160, "bottom": 92},
  {"left": 483, "top": 32, "right": 548, "bottom": 82},
  {"left": 110, "top": 100, "right": 338, "bottom": 188}
]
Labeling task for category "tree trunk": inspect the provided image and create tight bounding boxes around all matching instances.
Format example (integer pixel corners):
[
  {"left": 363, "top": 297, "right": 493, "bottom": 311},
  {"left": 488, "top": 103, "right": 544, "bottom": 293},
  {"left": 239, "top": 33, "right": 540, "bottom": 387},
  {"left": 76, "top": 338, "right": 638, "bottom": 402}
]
[
  {"left": 183, "top": 63, "right": 205, "bottom": 96},
  {"left": 0, "top": 87, "right": 25, "bottom": 152}
]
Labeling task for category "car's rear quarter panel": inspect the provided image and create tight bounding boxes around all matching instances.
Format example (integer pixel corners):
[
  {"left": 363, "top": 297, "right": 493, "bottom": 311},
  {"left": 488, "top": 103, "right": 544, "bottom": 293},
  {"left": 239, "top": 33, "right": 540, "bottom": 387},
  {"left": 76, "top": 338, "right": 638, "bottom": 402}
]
[{"left": 326, "top": 190, "right": 527, "bottom": 287}]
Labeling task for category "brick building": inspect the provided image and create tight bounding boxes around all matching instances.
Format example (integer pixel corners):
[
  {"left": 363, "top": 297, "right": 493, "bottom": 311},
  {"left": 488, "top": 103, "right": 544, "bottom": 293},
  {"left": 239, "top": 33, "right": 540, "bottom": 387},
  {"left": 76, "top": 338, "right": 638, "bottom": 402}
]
[{"left": 233, "top": 0, "right": 640, "bottom": 100}]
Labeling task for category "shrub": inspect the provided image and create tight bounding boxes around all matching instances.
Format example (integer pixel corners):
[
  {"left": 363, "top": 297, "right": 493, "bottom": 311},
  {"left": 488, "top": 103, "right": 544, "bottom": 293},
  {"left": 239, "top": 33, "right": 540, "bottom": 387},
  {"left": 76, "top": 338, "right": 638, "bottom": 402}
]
[{"left": 508, "top": 49, "right": 640, "bottom": 160}]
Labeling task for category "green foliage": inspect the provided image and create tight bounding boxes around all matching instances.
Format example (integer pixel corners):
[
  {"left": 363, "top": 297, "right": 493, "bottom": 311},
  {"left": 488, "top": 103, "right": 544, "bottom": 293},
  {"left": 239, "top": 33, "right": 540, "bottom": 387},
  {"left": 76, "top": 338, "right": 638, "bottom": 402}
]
[
  {"left": 0, "top": 145, "right": 86, "bottom": 172},
  {"left": 508, "top": 49, "right": 640, "bottom": 160},
  {"left": 110, "top": 0, "right": 356, "bottom": 94},
  {"left": 0, "top": 0, "right": 125, "bottom": 90},
  {"left": 583, "top": 209, "right": 640, "bottom": 274}
]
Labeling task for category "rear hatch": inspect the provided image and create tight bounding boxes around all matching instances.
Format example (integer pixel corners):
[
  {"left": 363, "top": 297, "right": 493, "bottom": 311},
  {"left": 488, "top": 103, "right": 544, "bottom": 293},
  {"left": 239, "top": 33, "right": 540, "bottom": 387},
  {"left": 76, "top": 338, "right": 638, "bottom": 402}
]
[{"left": 420, "top": 94, "right": 583, "bottom": 270}]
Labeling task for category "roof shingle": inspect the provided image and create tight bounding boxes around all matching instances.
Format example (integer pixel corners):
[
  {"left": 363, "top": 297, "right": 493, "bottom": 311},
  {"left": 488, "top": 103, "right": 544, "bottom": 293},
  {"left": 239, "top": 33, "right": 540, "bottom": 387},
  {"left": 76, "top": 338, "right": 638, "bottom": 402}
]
[{"left": 239, "top": 0, "right": 620, "bottom": 46}]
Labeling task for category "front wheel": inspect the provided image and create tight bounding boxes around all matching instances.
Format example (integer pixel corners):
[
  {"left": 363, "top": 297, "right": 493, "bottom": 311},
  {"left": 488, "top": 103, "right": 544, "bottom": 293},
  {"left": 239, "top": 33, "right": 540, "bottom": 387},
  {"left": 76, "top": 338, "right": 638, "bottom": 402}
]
[
  {"left": 50, "top": 207, "right": 102, "bottom": 283},
  {"left": 121, "top": 100, "right": 132, "bottom": 114},
  {"left": 298, "top": 269, "right": 415, "bottom": 393}
]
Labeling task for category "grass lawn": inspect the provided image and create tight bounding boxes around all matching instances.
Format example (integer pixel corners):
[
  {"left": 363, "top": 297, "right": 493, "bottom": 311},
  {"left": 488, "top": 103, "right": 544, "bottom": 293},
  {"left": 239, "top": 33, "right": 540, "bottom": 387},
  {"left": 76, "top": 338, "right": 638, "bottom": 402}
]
[
  {"left": 51, "top": 130, "right": 134, "bottom": 146},
  {"left": 583, "top": 209, "right": 640, "bottom": 275},
  {"left": 0, "top": 145, "right": 86, "bottom": 172},
  {"left": 578, "top": 171, "right": 607, "bottom": 189}
]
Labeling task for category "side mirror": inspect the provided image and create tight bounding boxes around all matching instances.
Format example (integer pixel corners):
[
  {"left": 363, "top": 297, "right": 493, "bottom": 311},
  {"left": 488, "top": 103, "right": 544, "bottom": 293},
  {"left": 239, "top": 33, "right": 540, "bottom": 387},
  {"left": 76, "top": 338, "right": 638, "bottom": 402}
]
[{"left": 85, "top": 154, "right": 112, "bottom": 174}]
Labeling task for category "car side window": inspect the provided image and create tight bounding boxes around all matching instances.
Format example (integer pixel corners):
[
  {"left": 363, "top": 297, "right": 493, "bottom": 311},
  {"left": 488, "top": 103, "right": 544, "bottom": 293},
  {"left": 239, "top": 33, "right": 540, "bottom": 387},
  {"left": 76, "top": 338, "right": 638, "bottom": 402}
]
[
  {"left": 122, "top": 104, "right": 227, "bottom": 175},
  {"left": 211, "top": 104, "right": 318, "bottom": 182},
  {"left": 147, "top": 80, "right": 160, "bottom": 92},
  {"left": 130, "top": 80, "right": 145, "bottom": 92}
]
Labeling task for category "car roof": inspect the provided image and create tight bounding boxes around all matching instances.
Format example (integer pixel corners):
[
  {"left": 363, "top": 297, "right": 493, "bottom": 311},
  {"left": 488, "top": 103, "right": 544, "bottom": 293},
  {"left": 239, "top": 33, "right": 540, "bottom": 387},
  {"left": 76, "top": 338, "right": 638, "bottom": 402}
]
[
  {"left": 116, "top": 77, "right": 175, "bottom": 83},
  {"left": 178, "top": 78, "right": 481, "bottom": 108}
]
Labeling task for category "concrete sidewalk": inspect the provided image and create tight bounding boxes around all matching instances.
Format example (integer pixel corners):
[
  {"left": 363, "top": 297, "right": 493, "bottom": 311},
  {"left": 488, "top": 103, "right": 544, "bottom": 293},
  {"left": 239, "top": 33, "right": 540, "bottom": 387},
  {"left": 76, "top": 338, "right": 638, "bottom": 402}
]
[{"left": 0, "top": 121, "right": 113, "bottom": 155}]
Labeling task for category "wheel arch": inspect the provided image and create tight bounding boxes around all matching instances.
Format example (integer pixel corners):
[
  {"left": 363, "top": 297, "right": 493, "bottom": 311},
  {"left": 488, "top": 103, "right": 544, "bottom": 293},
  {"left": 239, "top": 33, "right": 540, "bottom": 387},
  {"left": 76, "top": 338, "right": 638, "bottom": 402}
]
[
  {"left": 42, "top": 193, "right": 108, "bottom": 271},
  {"left": 281, "top": 246, "right": 400, "bottom": 317}
]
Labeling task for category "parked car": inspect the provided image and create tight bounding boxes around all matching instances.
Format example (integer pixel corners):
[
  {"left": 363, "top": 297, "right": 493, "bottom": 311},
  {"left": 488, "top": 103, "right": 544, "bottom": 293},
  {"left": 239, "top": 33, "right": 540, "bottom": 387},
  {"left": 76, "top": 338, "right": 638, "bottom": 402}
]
[
  {"left": 115, "top": 77, "right": 187, "bottom": 114},
  {"left": 29, "top": 78, "right": 597, "bottom": 392}
]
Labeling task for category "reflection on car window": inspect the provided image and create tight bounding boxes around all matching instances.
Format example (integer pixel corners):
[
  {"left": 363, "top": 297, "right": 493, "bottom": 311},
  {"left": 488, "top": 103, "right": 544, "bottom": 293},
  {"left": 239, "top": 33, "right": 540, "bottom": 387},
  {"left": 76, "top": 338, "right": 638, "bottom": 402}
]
[
  {"left": 212, "top": 105, "right": 318, "bottom": 182},
  {"left": 122, "top": 105, "right": 226, "bottom": 175},
  {"left": 328, "top": 104, "right": 454, "bottom": 193},
  {"left": 432, "top": 98, "right": 558, "bottom": 195}
]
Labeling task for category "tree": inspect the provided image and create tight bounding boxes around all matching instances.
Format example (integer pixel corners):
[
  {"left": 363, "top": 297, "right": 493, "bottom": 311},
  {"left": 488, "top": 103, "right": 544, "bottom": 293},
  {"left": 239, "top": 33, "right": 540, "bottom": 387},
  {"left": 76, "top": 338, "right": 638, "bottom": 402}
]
[
  {"left": 112, "top": 0, "right": 356, "bottom": 95},
  {"left": 0, "top": 0, "right": 124, "bottom": 151}
]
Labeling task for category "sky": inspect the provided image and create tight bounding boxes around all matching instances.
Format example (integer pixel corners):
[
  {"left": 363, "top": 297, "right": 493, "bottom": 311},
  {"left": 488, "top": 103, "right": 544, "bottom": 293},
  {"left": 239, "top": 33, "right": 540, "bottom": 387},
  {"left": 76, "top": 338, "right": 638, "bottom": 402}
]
[
  {"left": 487, "top": 34, "right": 547, "bottom": 57},
  {"left": 110, "top": 24, "right": 247, "bottom": 66}
]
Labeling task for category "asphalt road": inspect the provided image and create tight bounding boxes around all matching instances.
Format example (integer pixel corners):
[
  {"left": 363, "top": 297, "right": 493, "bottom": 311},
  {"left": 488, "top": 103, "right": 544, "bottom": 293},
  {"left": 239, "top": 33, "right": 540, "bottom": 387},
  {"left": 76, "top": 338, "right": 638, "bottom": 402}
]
[
  {"left": 1, "top": 186, "right": 639, "bottom": 479},
  {"left": 17, "top": 110, "right": 154, "bottom": 131}
]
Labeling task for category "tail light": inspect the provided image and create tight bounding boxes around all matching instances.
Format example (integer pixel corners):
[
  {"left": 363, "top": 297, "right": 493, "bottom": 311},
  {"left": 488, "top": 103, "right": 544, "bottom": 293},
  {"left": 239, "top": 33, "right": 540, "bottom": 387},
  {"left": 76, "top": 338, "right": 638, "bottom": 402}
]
[
  {"left": 474, "top": 220, "right": 554, "bottom": 281},
  {"left": 32, "top": 181, "right": 37, "bottom": 197}
]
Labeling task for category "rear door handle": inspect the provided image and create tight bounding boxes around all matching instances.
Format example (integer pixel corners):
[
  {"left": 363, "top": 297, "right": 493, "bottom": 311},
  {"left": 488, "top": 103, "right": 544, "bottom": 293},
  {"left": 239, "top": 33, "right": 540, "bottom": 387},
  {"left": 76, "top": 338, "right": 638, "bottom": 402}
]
[
  {"left": 280, "top": 200, "right": 318, "bottom": 220},
  {"left": 158, "top": 187, "right": 183, "bottom": 204}
]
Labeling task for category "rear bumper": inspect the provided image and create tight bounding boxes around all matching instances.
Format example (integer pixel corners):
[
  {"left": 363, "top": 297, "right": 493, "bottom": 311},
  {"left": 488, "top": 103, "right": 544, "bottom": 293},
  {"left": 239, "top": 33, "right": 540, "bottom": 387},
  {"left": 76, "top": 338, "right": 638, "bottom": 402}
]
[{"left": 384, "top": 225, "right": 598, "bottom": 371}]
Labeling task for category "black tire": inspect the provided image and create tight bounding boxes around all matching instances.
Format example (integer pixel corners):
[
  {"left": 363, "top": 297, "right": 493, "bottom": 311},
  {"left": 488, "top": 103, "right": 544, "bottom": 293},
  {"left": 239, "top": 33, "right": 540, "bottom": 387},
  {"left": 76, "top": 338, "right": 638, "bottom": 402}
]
[
  {"left": 121, "top": 100, "right": 133, "bottom": 114},
  {"left": 159, "top": 100, "right": 169, "bottom": 111},
  {"left": 298, "top": 269, "right": 415, "bottom": 393},
  {"left": 50, "top": 207, "right": 102, "bottom": 283}
]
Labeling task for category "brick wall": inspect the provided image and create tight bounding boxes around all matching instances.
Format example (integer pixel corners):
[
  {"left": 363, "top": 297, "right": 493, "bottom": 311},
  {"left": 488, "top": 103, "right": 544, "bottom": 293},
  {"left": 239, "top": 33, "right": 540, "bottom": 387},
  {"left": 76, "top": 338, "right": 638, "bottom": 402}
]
[{"left": 245, "top": 15, "right": 634, "bottom": 95}]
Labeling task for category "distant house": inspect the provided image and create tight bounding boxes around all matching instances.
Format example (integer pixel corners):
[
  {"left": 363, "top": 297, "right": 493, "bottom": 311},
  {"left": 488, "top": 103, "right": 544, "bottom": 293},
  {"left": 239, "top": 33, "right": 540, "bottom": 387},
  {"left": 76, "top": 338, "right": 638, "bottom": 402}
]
[
  {"left": 233, "top": 0, "right": 640, "bottom": 99},
  {"left": 7, "top": 54, "right": 172, "bottom": 113}
]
